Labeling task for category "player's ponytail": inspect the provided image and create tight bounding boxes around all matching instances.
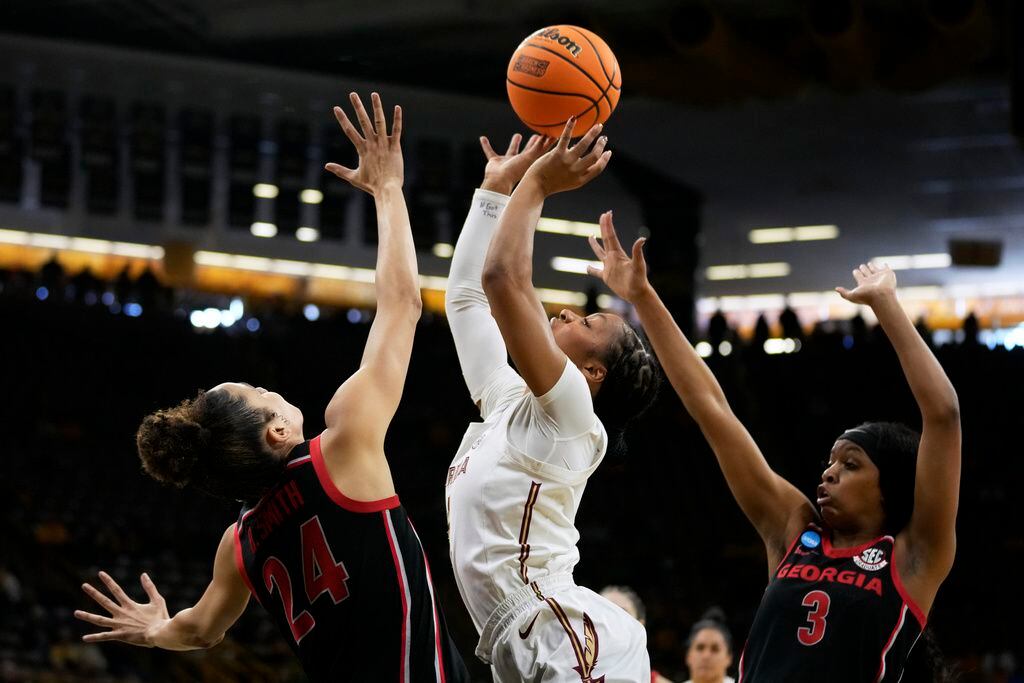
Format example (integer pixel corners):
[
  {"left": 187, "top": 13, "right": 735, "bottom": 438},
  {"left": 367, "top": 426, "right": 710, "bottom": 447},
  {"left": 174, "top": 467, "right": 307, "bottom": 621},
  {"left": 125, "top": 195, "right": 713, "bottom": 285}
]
[
  {"left": 136, "top": 389, "right": 284, "bottom": 502},
  {"left": 592, "top": 322, "right": 661, "bottom": 458}
]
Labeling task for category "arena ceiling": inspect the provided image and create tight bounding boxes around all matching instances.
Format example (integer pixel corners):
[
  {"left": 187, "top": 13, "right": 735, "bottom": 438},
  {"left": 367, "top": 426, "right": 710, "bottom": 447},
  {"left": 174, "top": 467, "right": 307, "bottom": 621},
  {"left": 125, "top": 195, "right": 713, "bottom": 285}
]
[
  {"left": 0, "top": 0, "right": 1011, "bottom": 105},
  {"left": 2, "top": 0, "right": 1023, "bottom": 315}
]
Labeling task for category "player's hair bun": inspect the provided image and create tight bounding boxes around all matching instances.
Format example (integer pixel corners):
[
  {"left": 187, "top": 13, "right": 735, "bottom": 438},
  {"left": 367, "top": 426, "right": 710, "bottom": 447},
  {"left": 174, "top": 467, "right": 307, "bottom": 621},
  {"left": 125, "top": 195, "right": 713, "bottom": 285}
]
[{"left": 136, "top": 403, "right": 207, "bottom": 488}]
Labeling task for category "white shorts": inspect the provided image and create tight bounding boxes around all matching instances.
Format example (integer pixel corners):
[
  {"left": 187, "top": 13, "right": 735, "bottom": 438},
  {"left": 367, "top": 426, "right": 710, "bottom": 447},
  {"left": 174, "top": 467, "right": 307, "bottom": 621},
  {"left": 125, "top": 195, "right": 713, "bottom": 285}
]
[{"left": 487, "top": 584, "right": 650, "bottom": 683}]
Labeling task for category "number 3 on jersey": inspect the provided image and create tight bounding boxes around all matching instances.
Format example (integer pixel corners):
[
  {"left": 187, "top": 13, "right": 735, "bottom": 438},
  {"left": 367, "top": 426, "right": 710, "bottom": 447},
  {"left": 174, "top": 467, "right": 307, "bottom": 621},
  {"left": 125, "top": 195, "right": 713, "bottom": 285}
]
[
  {"left": 797, "top": 590, "right": 830, "bottom": 646},
  {"left": 262, "top": 516, "right": 350, "bottom": 643}
]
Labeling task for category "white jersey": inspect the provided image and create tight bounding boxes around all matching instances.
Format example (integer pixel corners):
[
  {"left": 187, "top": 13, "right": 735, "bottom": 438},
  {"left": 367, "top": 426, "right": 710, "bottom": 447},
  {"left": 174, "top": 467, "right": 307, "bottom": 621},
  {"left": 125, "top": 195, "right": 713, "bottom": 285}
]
[
  {"left": 444, "top": 361, "right": 607, "bottom": 632},
  {"left": 443, "top": 188, "right": 649, "bottom": 679}
]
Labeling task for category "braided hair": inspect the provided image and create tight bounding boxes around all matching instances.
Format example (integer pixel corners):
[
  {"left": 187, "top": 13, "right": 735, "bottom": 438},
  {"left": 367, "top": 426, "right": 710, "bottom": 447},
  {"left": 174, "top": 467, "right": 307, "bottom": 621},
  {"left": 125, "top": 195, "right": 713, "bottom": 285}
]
[
  {"left": 136, "top": 389, "right": 285, "bottom": 502},
  {"left": 592, "top": 321, "right": 661, "bottom": 458}
]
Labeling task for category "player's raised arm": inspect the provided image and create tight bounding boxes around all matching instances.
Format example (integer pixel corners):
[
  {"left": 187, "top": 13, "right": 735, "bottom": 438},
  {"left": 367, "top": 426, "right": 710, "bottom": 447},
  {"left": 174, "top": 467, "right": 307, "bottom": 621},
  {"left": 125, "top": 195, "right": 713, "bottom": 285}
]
[
  {"left": 320, "top": 93, "right": 418, "bottom": 471},
  {"left": 587, "top": 213, "right": 816, "bottom": 567},
  {"left": 836, "top": 264, "right": 961, "bottom": 595},
  {"left": 445, "top": 133, "right": 549, "bottom": 415},
  {"left": 75, "top": 525, "right": 249, "bottom": 651},
  {"left": 482, "top": 119, "right": 611, "bottom": 396}
]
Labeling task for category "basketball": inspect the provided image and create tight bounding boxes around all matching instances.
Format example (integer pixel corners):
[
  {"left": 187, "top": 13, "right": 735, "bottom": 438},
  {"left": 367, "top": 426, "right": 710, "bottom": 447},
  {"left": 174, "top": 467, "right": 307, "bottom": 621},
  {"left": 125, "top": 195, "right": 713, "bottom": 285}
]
[{"left": 506, "top": 25, "right": 622, "bottom": 136}]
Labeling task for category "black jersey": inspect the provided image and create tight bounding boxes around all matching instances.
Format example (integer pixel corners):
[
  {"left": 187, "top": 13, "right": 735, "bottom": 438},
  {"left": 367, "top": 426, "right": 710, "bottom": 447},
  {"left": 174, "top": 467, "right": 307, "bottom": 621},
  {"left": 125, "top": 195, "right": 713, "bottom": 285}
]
[
  {"left": 233, "top": 434, "right": 469, "bottom": 683},
  {"left": 739, "top": 525, "right": 925, "bottom": 683}
]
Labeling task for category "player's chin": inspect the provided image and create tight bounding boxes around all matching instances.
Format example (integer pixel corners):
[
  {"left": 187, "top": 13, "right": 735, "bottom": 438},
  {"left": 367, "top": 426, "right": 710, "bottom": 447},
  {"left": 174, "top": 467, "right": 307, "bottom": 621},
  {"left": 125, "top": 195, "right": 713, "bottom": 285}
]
[{"left": 817, "top": 502, "right": 841, "bottom": 526}]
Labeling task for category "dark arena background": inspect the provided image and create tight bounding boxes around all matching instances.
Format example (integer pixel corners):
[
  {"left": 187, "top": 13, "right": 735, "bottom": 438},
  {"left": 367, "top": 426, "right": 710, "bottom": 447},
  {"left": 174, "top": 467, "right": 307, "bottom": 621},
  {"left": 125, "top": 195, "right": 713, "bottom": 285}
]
[{"left": 1, "top": 0, "right": 1022, "bottom": 681}]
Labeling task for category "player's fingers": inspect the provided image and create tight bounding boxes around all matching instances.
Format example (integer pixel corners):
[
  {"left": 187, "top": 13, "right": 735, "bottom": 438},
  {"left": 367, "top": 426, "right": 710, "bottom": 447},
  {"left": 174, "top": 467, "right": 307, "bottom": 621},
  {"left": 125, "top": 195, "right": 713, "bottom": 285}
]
[
  {"left": 98, "top": 571, "right": 133, "bottom": 607},
  {"left": 333, "top": 106, "right": 364, "bottom": 148},
  {"left": 556, "top": 117, "right": 576, "bottom": 150},
  {"left": 390, "top": 105, "right": 402, "bottom": 140},
  {"left": 571, "top": 124, "right": 604, "bottom": 157},
  {"left": 324, "top": 163, "right": 358, "bottom": 183},
  {"left": 505, "top": 133, "right": 523, "bottom": 156},
  {"left": 588, "top": 235, "right": 606, "bottom": 260},
  {"left": 140, "top": 573, "right": 164, "bottom": 605},
  {"left": 83, "top": 630, "right": 130, "bottom": 643},
  {"left": 586, "top": 264, "right": 605, "bottom": 280},
  {"left": 600, "top": 210, "right": 623, "bottom": 254},
  {"left": 370, "top": 92, "right": 387, "bottom": 136},
  {"left": 577, "top": 135, "right": 607, "bottom": 165},
  {"left": 836, "top": 287, "right": 852, "bottom": 300},
  {"left": 349, "top": 92, "right": 375, "bottom": 138},
  {"left": 581, "top": 151, "right": 611, "bottom": 183},
  {"left": 81, "top": 583, "right": 120, "bottom": 614},
  {"left": 479, "top": 136, "right": 498, "bottom": 159},
  {"left": 632, "top": 237, "right": 648, "bottom": 266},
  {"left": 74, "top": 610, "right": 117, "bottom": 628}
]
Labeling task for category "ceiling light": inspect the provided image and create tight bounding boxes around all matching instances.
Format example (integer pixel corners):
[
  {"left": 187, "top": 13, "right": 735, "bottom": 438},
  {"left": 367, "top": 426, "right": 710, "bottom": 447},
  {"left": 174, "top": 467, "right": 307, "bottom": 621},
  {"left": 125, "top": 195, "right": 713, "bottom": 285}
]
[
  {"left": 537, "top": 217, "right": 600, "bottom": 238},
  {"left": 253, "top": 183, "right": 279, "bottom": 199},
  {"left": 432, "top": 243, "right": 455, "bottom": 258},
  {"left": 550, "top": 256, "right": 601, "bottom": 274},
  {"left": 300, "top": 189, "right": 323, "bottom": 204},
  {"left": 748, "top": 225, "right": 838, "bottom": 243},
  {"left": 250, "top": 222, "right": 278, "bottom": 238}
]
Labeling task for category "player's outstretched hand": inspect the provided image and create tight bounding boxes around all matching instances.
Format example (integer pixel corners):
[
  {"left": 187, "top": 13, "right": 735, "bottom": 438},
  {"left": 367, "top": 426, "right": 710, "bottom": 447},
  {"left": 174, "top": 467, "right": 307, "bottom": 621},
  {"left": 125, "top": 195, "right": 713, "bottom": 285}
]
[
  {"left": 480, "top": 133, "right": 553, "bottom": 195},
  {"left": 587, "top": 211, "right": 650, "bottom": 303},
  {"left": 835, "top": 262, "right": 897, "bottom": 306},
  {"left": 75, "top": 570, "right": 169, "bottom": 647},
  {"left": 325, "top": 92, "right": 403, "bottom": 196},
  {"left": 523, "top": 118, "right": 611, "bottom": 196}
]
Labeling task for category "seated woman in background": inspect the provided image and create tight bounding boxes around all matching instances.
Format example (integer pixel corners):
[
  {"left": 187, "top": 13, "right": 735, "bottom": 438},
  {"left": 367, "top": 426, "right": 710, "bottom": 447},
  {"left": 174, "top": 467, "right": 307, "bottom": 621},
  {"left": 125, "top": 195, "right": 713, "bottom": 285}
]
[{"left": 683, "top": 608, "right": 734, "bottom": 683}]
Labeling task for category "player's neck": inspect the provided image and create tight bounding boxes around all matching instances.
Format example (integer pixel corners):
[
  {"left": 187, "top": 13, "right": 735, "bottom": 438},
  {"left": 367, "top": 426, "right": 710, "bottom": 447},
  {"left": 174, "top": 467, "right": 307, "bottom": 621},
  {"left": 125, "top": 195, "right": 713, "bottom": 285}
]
[{"left": 829, "top": 527, "right": 883, "bottom": 549}]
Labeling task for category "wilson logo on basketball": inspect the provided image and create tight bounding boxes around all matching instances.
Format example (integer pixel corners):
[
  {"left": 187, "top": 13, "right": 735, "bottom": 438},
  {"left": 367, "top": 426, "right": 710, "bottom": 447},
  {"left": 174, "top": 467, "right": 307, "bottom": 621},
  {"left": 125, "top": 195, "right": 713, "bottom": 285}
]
[
  {"left": 533, "top": 28, "right": 583, "bottom": 57},
  {"left": 513, "top": 55, "right": 550, "bottom": 78},
  {"left": 853, "top": 547, "right": 888, "bottom": 572}
]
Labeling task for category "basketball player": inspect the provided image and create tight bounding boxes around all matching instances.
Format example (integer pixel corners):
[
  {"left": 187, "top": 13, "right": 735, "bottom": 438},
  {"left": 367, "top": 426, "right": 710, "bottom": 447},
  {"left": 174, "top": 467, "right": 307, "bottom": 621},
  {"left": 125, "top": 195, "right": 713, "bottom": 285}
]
[
  {"left": 587, "top": 214, "right": 960, "bottom": 682},
  {"left": 443, "top": 119, "right": 660, "bottom": 682},
  {"left": 599, "top": 585, "right": 674, "bottom": 683},
  {"left": 683, "top": 608, "right": 734, "bottom": 683},
  {"left": 74, "top": 93, "right": 470, "bottom": 683}
]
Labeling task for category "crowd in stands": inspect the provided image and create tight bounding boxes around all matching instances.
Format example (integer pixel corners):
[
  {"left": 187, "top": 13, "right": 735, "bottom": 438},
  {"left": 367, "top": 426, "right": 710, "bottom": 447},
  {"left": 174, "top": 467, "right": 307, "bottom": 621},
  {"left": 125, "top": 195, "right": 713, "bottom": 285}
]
[{"left": 1, "top": 261, "right": 1021, "bottom": 682}]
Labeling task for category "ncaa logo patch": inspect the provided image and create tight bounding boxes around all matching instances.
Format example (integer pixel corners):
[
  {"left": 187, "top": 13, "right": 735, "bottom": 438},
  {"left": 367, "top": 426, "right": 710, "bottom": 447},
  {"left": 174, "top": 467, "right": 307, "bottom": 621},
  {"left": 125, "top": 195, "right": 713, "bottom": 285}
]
[
  {"left": 800, "top": 530, "right": 821, "bottom": 549},
  {"left": 854, "top": 547, "right": 888, "bottom": 572}
]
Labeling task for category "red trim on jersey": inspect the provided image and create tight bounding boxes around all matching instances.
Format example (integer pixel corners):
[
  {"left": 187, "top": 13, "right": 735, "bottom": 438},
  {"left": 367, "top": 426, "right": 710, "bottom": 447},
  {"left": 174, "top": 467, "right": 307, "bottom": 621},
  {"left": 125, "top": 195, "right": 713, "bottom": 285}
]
[
  {"left": 383, "top": 511, "right": 411, "bottom": 683},
  {"left": 286, "top": 454, "right": 312, "bottom": 469},
  {"left": 773, "top": 530, "right": 805, "bottom": 574},
  {"left": 874, "top": 603, "right": 908, "bottom": 683},
  {"left": 410, "top": 520, "right": 446, "bottom": 683},
  {"left": 231, "top": 523, "right": 260, "bottom": 603},
  {"left": 737, "top": 643, "right": 746, "bottom": 683},
  {"left": 310, "top": 434, "right": 400, "bottom": 513},
  {"left": 821, "top": 533, "right": 893, "bottom": 558},
  {"left": 889, "top": 545, "right": 927, "bottom": 628}
]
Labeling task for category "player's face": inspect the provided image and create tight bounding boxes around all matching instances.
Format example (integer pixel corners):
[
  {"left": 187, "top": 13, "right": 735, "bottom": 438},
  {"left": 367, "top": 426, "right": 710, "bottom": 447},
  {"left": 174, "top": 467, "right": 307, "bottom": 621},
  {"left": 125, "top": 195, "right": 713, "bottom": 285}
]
[
  {"left": 211, "top": 382, "right": 305, "bottom": 435},
  {"left": 550, "top": 310, "right": 624, "bottom": 373},
  {"left": 818, "top": 440, "right": 884, "bottom": 532},
  {"left": 685, "top": 628, "right": 732, "bottom": 683}
]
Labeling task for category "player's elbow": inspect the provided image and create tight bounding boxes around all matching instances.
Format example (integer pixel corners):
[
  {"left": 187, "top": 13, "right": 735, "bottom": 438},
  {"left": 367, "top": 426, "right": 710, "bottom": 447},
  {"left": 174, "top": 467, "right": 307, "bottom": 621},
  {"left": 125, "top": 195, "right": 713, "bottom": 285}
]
[
  {"left": 482, "top": 262, "right": 526, "bottom": 295},
  {"left": 190, "top": 631, "right": 225, "bottom": 649},
  {"left": 926, "top": 392, "right": 960, "bottom": 427},
  {"left": 379, "top": 288, "right": 422, "bottom": 320}
]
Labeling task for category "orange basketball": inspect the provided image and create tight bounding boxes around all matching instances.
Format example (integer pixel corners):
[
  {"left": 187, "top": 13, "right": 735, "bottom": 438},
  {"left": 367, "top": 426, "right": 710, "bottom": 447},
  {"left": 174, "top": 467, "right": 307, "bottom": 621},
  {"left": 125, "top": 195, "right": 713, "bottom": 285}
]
[{"left": 507, "top": 25, "right": 622, "bottom": 137}]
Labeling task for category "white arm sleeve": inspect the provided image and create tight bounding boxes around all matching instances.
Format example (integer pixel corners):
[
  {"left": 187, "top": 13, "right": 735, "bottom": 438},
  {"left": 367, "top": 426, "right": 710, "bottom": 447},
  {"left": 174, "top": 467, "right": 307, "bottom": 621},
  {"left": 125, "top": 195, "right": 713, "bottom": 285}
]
[
  {"left": 445, "top": 188, "right": 527, "bottom": 418},
  {"left": 507, "top": 359, "right": 608, "bottom": 471}
]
